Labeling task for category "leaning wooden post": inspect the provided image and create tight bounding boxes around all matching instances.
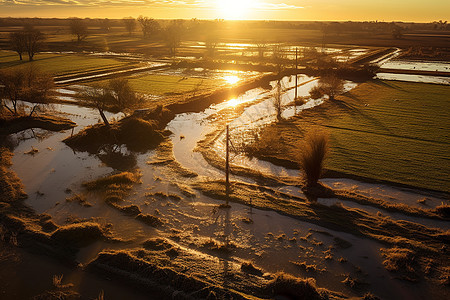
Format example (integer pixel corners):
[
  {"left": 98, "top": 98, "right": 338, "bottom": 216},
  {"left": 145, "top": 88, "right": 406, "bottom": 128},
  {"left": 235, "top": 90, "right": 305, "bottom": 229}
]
[{"left": 225, "top": 125, "right": 230, "bottom": 205}]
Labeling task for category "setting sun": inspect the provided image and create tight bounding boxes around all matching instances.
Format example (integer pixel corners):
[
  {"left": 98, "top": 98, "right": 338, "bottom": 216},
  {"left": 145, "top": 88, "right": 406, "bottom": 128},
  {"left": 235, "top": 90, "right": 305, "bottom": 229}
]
[{"left": 216, "top": 0, "right": 255, "bottom": 20}]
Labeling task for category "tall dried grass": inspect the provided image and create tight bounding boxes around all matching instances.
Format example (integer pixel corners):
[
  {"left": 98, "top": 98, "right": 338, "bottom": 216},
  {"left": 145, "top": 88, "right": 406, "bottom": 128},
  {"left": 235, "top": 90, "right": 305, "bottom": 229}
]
[{"left": 299, "top": 129, "right": 329, "bottom": 187}]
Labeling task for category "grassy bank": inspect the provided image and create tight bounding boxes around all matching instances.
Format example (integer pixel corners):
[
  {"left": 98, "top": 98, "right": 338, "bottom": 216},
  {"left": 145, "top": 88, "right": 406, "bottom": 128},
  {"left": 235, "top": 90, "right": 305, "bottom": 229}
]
[{"left": 252, "top": 80, "right": 450, "bottom": 193}]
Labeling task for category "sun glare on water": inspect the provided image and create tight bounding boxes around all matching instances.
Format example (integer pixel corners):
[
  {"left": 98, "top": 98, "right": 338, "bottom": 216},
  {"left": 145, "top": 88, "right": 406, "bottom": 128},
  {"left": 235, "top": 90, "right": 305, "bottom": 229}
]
[
  {"left": 216, "top": 0, "right": 255, "bottom": 20},
  {"left": 224, "top": 75, "right": 240, "bottom": 85},
  {"left": 227, "top": 98, "right": 240, "bottom": 107}
]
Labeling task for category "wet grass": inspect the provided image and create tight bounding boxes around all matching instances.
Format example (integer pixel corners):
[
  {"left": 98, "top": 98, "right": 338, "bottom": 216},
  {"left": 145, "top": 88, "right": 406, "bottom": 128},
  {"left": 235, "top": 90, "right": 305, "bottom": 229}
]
[
  {"left": 251, "top": 80, "right": 450, "bottom": 193},
  {"left": 83, "top": 172, "right": 141, "bottom": 191},
  {"left": 0, "top": 148, "right": 26, "bottom": 202}
]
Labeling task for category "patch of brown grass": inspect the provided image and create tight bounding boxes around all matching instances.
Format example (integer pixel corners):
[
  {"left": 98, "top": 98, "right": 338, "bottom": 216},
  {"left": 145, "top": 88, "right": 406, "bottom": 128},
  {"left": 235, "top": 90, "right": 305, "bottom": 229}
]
[
  {"left": 381, "top": 247, "right": 416, "bottom": 274},
  {"left": 65, "top": 194, "right": 92, "bottom": 207},
  {"left": 200, "top": 238, "right": 237, "bottom": 253},
  {"left": 83, "top": 172, "right": 141, "bottom": 191},
  {"left": 51, "top": 221, "right": 106, "bottom": 247},
  {"left": 135, "top": 213, "right": 164, "bottom": 227},
  {"left": 0, "top": 148, "right": 26, "bottom": 202},
  {"left": 266, "top": 272, "right": 327, "bottom": 300}
]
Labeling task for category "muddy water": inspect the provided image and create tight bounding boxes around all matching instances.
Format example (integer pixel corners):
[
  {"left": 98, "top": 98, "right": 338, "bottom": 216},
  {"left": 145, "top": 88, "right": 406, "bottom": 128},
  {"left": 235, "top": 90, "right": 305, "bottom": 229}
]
[{"left": 8, "top": 72, "right": 448, "bottom": 300}]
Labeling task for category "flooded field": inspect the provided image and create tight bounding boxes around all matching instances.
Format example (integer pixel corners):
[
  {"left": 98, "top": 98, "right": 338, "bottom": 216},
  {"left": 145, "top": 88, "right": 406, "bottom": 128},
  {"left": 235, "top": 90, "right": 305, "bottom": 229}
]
[
  {"left": 4, "top": 63, "right": 447, "bottom": 299},
  {"left": 1, "top": 31, "right": 449, "bottom": 300}
]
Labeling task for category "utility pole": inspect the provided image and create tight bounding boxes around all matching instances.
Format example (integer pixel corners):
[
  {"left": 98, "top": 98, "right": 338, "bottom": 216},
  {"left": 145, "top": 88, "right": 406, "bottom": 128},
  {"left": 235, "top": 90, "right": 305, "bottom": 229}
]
[
  {"left": 295, "top": 47, "right": 298, "bottom": 115},
  {"left": 225, "top": 125, "right": 230, "bottom": 206}
]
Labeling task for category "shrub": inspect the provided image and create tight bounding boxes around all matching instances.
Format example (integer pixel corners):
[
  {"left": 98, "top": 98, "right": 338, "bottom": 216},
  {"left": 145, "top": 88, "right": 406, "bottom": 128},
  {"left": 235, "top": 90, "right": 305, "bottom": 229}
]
[
  {"left": 299, "top": 129, "right": 329, "bottom": 187},
  {"left": 266, "top": 272, "right": 324, "bottom": 300}
]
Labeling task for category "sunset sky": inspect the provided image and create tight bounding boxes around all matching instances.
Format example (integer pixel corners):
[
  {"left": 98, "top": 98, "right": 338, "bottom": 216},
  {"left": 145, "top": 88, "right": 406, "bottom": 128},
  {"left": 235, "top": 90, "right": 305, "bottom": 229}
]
[{"left": 0, "top": 0, "right": 448, "bottom": 22}]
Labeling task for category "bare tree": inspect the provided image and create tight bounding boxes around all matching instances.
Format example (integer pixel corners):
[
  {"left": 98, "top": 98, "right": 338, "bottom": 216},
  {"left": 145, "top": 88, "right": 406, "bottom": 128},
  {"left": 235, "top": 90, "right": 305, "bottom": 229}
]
[
  {"left": 205, "top": 33, "right": 219, "bottom": 58},
  {"left": 0, "top": 66, "right": 54, "bottom": 116},
  {"left": 309, "top": 74, "right": 344, "bottom": 100},
  {"left": 99, "top": 18, "right": 111, "bottom": 33},
  {"left": 70, "top": 18, "right": 88, "bottom": 43},
  {"left": 79, "top": 87, "right": 112, "bottom": 127},
  {"left": 164, "top": 20, "right": 185, "bottom": 55},
  {"left": 256, "top": 41, "right": 267, "bottom": 61},
  {"left": 122, "top": 17, "right": 136, "bottom": 36},
  {"left": 137, "top": 16, "right": 160, "bottom": 38},
  {"left": 10, "top": 31, "right": 27, "bottom": 61},
  {"left": 272, "top": 80, "right": 283, "bottom": 120},
  {"left": 23, "top": 25, "right": 45, "bottom": 61},
  {"left": 272, "top": 44, "right": 286, "bottom": 74},
  {"left": 108, "top": 78, "right": 142, "bottom": 114},
  {"left": 79, "top": 78, "right": 142, "bottom": 127}
]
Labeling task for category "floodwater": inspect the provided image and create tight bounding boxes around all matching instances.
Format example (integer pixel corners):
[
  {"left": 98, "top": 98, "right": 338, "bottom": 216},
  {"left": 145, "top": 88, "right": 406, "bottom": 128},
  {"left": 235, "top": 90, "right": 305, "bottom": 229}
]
[
  {"left": 376, "top": 72, "right": 450, "bottom": 85},
  {"left": 375, "top": 53, "right": 450, "bottom": 85},
  {"left": 8, "top": 70, "right": 448, "bottom": 300}
]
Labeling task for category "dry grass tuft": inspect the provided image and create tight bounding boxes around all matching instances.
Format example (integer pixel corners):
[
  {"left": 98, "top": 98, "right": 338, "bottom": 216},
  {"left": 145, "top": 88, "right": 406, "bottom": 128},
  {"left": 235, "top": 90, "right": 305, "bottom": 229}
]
[
  {"left": 200, "top": 238, "right": 237, "bottom": 253},
  {"left": 65, "top": 194, "right": 92, "bottom": 207},
  {"left": 381, "top": 247, "right": 416, "bottom": 274},
  {"left": 299, "top": 129, "right": 329, "bottom": 187},
  {"left": 83, "top": 172, "right": 141, "bottom": 191},
  {"left": 135, "top": 213, "right": 164, "bottom": 227},
  {"left": 266, "top": 272, "right": 326, "bottom": 300},
  {"left": 291, "top": 261, "right": 323, "bottom": 273}
]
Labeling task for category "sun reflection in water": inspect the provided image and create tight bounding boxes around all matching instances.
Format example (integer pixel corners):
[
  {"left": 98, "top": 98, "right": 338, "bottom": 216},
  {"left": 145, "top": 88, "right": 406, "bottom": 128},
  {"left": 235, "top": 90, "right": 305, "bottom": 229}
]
[
  {"left": 224, "top": 75, "right": 240, "bottom": 85},
  {"left": 227, "top": 98, "right": 240, "bottom": 107}
]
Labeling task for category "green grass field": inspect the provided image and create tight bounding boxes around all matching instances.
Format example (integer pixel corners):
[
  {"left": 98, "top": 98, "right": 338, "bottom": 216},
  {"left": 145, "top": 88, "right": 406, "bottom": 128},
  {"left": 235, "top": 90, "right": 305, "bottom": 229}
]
[
  {"left": 257, "top": 80, "right": 450, "bottom": 192},
  {"left": 91, "top": 73, "right": 222, "bottom": 96},
  {"left": 0, "top": 50, "right": 131, "bottom": 76}
]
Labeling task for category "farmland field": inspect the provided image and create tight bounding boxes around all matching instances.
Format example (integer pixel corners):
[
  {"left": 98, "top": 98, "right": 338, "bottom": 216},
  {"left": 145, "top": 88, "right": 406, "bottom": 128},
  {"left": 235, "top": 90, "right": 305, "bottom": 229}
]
[
  {"left": 0, "top": 50, "right": 134, "bottom": 75},
  {"left": 254, "top": 80, "right": 450, "bottom": 192}
]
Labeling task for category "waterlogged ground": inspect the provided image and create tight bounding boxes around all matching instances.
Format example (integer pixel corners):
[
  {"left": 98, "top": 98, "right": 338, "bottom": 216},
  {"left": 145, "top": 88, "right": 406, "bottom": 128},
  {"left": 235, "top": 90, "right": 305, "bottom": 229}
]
[{"left": 7, "top": 69, "right": 449, "bottom": 299}]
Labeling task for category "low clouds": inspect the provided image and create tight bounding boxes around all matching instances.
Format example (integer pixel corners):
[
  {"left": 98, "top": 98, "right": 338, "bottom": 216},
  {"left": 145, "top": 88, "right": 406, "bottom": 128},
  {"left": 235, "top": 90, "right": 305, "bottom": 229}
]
[{"left": 0, "top": 0, "right": 303, "bottom": 10}]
